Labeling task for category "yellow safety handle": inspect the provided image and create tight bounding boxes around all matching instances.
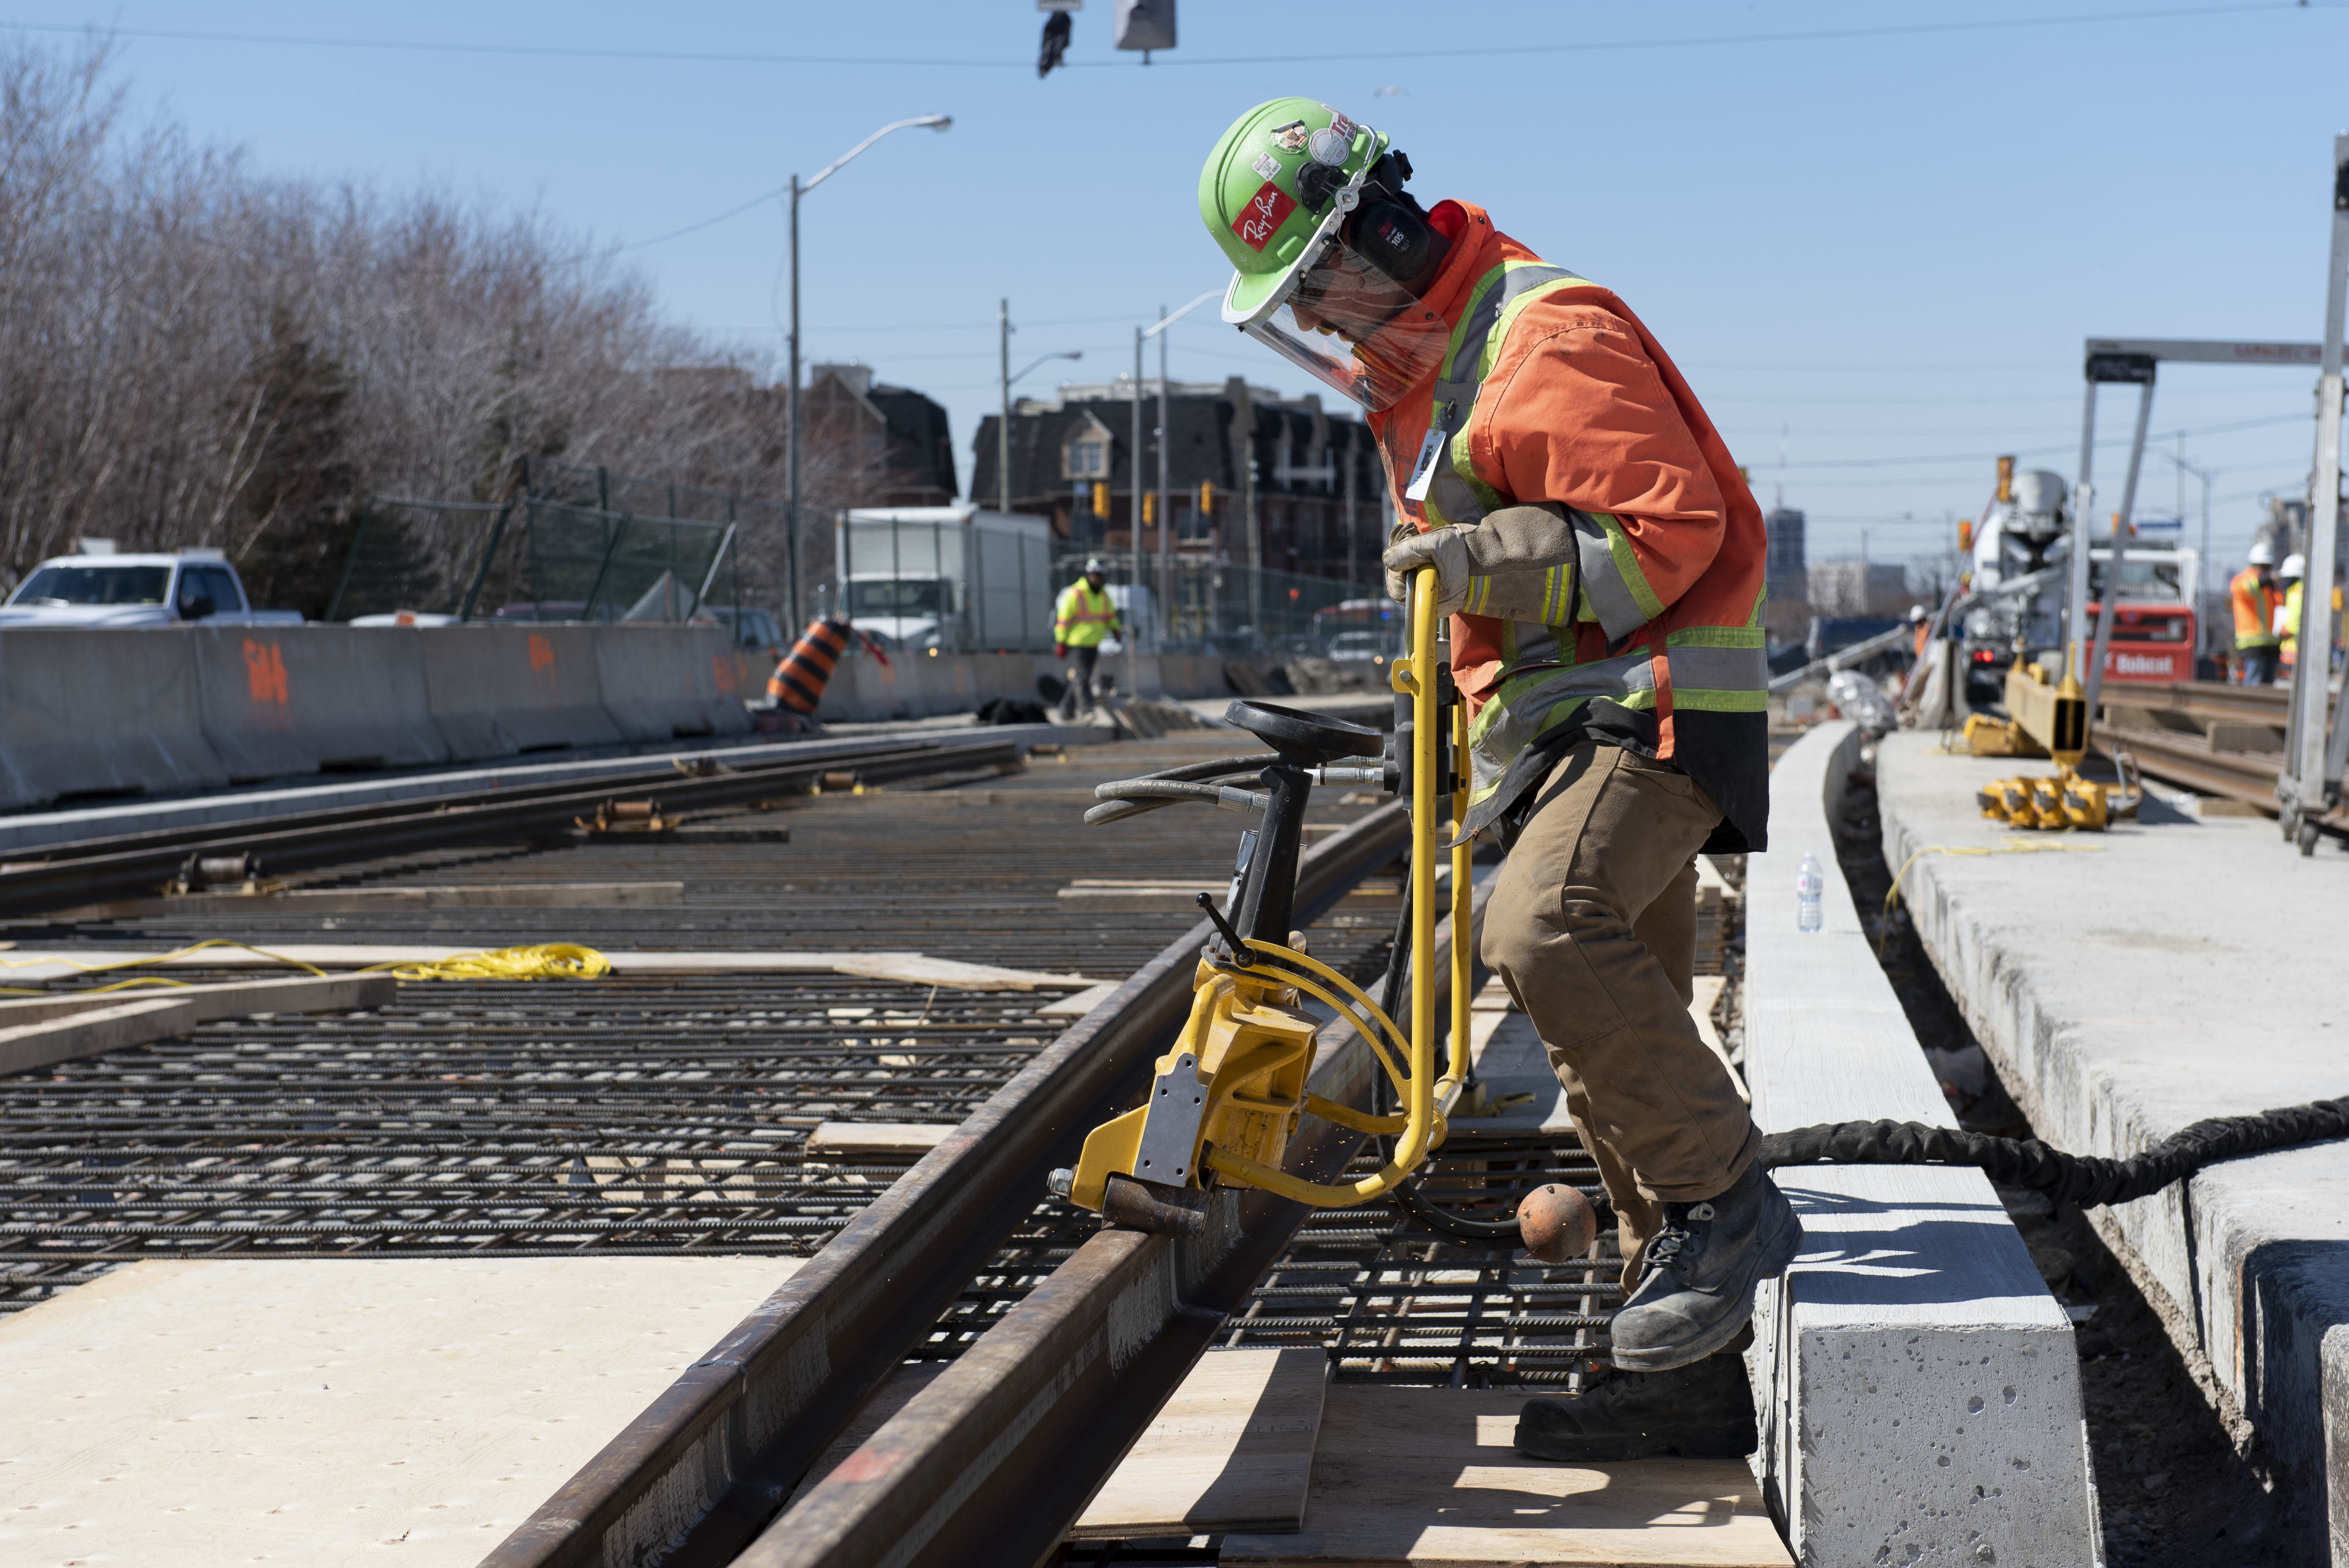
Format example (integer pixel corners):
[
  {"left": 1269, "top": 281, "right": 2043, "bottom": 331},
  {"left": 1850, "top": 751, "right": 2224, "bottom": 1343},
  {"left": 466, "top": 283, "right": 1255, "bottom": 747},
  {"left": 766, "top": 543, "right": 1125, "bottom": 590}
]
[{"left": 1203, "top": 565, "right": 1462, "bottom": 1207}]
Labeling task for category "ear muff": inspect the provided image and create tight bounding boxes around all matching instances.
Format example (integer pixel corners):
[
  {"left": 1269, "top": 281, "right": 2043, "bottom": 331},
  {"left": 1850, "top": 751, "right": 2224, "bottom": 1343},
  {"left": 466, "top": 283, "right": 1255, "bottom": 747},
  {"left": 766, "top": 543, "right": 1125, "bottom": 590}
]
[{"left": 1348, "top": 198, "right": 1439, "bottom": 285}]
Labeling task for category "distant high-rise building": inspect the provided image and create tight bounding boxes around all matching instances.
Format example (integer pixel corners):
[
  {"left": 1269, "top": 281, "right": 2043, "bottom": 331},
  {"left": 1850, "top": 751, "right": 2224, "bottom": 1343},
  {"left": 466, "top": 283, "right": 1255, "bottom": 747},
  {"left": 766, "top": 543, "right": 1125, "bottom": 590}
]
[{"left": 1765, "top": 507, "right": 1806, "bottom": 581}]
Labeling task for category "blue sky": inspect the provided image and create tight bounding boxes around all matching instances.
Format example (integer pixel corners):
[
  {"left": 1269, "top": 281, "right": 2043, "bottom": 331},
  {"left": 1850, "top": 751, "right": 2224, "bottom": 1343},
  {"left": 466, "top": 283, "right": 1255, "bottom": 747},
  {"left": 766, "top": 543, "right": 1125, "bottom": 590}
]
[{"left": 20, "top": 1, "right": 2348, "bottom": 571}]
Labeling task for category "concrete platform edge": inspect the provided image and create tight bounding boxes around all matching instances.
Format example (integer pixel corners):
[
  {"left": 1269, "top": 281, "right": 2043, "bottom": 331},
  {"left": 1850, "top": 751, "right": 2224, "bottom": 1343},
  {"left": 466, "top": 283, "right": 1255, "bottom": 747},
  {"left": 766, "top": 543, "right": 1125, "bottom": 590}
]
[{"left": 1745, "top": 722, "right": 2101, "bottom": 1567}]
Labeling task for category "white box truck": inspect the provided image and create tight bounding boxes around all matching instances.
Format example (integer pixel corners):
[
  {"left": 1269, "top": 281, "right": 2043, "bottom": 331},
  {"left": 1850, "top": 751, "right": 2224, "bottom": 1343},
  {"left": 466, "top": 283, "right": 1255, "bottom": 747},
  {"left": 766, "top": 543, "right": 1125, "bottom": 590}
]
[{"left": 836, "top": 506, "right": 1053, "bottom": 652}]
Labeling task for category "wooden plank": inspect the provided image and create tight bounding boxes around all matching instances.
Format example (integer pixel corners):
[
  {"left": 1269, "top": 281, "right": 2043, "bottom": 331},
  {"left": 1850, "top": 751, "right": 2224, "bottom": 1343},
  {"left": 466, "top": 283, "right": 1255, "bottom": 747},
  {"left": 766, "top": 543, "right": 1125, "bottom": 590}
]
[
  {"left": 0, "top": 973, "right": 395, "bottom": 1029},
  {"left": 805, "top": 1122, "right": 956, "bottom": 1156},
  {"left": 0, "top": 997, "right": 195, "bottom": 1076},
  {"left": 1070, "top": 1347, "right": 1324, "bottom": 1540},
  {"left": 1219, "top": 1384, "right": 1789, "bottom": 1566},
  {"left": 0, "top": 949, "right": 1094, "bottom": 990},
  {"left": 1036, "top": 981, "right": 1120, "bottom": 1017}
]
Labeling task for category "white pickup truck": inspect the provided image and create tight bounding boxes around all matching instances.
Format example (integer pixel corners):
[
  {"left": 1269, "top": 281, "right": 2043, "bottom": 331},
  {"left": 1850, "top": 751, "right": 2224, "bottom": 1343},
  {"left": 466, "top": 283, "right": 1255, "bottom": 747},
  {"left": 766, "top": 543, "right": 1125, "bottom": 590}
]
[{"left": 0, "top": 547, "right": 304, "bottom": 628}]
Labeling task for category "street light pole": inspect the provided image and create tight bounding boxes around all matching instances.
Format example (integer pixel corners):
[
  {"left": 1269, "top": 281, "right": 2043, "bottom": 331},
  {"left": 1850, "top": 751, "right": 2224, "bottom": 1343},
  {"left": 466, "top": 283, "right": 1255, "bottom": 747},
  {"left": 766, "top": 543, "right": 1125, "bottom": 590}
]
[
  {"left": 785, "top": 113, "right": 951, "bottom": 628},
  {"left": 998, "top": 299, "right": 1012, "bottom": 514},
  {"left": 1139, "top": 289, "right": 1220, "bottom": 655},
  {"left": 1131, "top": 324, "right": 1145, "bottom": 694}
]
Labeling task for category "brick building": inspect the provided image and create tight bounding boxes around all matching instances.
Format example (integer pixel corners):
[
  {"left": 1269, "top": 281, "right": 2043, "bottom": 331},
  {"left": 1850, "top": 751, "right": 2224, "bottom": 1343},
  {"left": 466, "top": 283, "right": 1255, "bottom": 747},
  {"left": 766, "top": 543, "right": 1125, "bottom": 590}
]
[
  {"left": 971, "top": 377, "right": 1387, "bottom": 585},
  {"left": 803, "top": 363, "right": 958, "bottom": 507}
]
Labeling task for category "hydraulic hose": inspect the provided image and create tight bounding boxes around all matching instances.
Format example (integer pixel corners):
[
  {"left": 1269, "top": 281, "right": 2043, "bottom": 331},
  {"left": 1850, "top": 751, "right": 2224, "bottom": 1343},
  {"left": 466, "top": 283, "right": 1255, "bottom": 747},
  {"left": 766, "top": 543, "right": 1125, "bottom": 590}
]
[
  {"left": 1760, "top": 1096, "right": 2349, "bottom": 1208},
  {"left": 1392, "top": 1096, "right": 2349, "bottom": 1253},
  {"left": 1082, "top": 753, "right": 1281, "bottom": 826}
]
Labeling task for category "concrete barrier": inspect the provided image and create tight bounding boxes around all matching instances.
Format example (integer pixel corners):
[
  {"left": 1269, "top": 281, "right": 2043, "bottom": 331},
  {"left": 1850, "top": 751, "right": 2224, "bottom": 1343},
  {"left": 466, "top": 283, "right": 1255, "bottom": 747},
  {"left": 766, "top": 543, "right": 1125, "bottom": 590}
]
[
  {"left": 422, "top": 625, "right": 623, "bottom": 759},
  {"left": 0, "top": 629, "right": 229, "bottom": 811},
  {"left": 592, "top": 625, "right": 753, "bottom": 742},
  {"left": 191, "top": 625, "right": 449, "bottom": 782},
  {"left": 1745, "top": 722, "right": 2099, "bottom": 1566}
]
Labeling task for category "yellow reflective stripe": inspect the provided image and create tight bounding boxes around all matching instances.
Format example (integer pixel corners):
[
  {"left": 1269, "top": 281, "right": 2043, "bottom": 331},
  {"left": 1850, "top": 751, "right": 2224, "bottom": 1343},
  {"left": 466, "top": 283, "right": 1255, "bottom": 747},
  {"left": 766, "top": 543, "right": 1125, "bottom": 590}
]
[
  {"left": 1668, "top": 687, "right": 1768, "bottom": 713},
  {"left": 1597, "top": 513, "right": 1665, "bottom": 622}
]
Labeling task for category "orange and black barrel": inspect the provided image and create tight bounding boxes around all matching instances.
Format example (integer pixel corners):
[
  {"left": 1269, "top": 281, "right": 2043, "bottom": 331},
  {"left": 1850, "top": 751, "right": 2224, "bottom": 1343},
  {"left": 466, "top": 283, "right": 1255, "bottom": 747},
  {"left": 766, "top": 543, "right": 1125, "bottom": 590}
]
[{"left": 768, "top": 617, "right": 850, "bottom": 716}]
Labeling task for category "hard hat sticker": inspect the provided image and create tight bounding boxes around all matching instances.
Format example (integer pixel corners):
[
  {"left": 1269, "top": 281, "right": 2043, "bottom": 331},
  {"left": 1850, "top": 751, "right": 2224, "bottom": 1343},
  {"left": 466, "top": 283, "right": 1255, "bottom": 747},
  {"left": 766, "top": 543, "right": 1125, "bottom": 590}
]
[
  {"left": 1268, "top": 120, "right": 1310, "bottom": 155},
  {"left": 1321, "top": 107, "right": 1358, "bottom": 140},
  {"left": 1230, "top": 180, "right": 1297, "bottom": 253},
  {"left": 1308, "top": 127, "right": 1350, "bottom": 166},
  {"left": 1250, "top": 151, "right": 1280, "bottom": 180}
]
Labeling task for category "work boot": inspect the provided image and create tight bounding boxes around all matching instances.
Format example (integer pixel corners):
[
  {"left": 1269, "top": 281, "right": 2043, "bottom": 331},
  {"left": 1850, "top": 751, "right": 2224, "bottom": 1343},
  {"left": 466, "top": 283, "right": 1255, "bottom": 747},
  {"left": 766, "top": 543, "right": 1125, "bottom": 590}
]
[
  {"left": 1606, "top": 1163, "right": 1801, "bottom": 1372},
  {"left": 1514, "top": 1347, "right": 1756, "bottom": 1462}
]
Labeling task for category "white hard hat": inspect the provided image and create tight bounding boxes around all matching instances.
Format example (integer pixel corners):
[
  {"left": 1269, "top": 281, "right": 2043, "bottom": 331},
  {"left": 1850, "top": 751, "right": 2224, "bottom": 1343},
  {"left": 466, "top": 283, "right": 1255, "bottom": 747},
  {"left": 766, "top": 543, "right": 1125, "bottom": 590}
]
[
  {"left": 2248, "top": 538, "right": 2277, "bottom": 566},
  {"left": 1083, "top": 557, "right": 1107, "bottom": 574},
  {"left": 2280, "top": 553, "right": 2306, "bottom": 579}
]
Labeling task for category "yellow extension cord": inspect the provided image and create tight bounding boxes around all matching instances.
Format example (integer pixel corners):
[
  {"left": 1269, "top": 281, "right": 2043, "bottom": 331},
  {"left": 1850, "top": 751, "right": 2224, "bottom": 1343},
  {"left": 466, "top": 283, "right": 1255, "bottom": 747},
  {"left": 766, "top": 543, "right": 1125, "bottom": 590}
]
[{"left": 0, "top": 938, "right": 611, "bottom": 997}]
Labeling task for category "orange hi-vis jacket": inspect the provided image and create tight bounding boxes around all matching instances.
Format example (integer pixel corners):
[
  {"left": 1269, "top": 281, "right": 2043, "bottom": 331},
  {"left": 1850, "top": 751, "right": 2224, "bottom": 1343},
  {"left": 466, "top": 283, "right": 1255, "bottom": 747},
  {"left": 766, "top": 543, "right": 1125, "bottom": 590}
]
[
  {"left": 2230, "top": 566, "right": 2284, "bottom": 651},
  {"left": 1368, "top": 203, "right": 1769, "bottom": 851}
]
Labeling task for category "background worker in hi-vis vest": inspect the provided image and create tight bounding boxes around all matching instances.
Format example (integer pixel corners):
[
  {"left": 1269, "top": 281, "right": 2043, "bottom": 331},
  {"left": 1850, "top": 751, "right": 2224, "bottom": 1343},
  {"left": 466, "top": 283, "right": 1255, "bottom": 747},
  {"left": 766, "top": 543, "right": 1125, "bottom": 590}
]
[
  {"left": 1052, "top": 557, "right": 1121, "bottom": 721},
  {"left": 1199, "top": 98, "right": 1794, "bottom": 1462}
]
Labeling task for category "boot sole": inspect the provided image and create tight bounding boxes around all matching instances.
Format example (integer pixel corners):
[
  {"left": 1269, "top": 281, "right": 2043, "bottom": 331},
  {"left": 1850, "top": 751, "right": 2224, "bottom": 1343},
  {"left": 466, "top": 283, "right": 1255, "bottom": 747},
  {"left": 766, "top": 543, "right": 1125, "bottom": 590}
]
[{"left": 1608, "top": 1196, "right": 1805, "bottom": 1374}]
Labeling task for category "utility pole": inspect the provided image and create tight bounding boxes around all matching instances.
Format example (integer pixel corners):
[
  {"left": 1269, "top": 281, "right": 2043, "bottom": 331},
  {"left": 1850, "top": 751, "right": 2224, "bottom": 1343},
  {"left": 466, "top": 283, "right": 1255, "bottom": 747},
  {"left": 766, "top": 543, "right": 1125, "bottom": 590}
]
[
  {"left": 998, "top": 299, "right": 1012, "bottom": 515},
  {"left": 1156, "top": 307, "right": 1171, "bottom": 649},
  {"left": 1130, "top": 325, "right": 1145, "bottom": 691},
  {"left": 786, "top": 174, "right": 801, "bottom": 628}
]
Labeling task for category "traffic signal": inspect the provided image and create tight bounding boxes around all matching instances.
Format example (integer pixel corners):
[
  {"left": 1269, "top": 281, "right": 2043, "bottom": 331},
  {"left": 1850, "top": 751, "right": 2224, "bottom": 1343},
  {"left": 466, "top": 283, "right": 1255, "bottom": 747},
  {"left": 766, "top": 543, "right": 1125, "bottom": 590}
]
[
  {"left": 1091, "top": 481, "right": 1109, "bottom": 518},
  {"left": 1958, "top": 519, "right": 1973, "bottom": 552},
  {"left": 1199, "top": 481, "right": 1215, "bottom": 515},
  {"left": 1142, "top": 491, "right": 1157, "bottom": 526},
  {"left": 1995, "top": 455, "right": 2014, "bottom": 503}
]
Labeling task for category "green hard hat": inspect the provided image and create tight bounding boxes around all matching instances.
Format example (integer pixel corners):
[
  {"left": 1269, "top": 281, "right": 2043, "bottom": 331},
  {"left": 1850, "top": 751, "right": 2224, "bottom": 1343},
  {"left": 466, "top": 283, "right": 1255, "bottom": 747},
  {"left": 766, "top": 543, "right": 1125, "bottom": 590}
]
[{"left": 1199, "top": 97, "right": 1388, "bottom": 324}]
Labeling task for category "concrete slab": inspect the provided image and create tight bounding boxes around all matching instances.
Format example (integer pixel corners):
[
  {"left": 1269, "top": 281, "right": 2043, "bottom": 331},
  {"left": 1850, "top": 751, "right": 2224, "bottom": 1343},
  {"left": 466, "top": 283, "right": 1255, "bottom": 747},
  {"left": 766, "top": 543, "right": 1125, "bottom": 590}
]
[
  {"left": 1875, "top": 727, "right": 2349, "bottom": 1559},
  {"left": 1745, "top": 723, "right": 2099, "bottom": 1566},
  {"left": 0, "top": 1256, "right": 796, "bottom": 1567},
  {"left": 1218, "top": 1385, "right": 1789, "bottom": 1566}
]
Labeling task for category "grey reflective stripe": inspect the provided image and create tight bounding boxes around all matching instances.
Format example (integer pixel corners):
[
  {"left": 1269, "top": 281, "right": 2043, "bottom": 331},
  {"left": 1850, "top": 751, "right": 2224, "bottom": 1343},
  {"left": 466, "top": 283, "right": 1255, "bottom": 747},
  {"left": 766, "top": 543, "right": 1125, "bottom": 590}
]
[
  {"left": 1467, "top": 650, "right": 1655, "bottom": 801},
  {"left": 1444, "top": 264, "right": 1579, "bottom": 385},
  {"left": 1428, "top": 460, "right": 1486, "bottom": 526},
  {"left": 1573, "top": 513, "right": 1645, "bottom": 641},
  {"left": 1666, "top": 642, "right": 1767, "bottom": 692}
]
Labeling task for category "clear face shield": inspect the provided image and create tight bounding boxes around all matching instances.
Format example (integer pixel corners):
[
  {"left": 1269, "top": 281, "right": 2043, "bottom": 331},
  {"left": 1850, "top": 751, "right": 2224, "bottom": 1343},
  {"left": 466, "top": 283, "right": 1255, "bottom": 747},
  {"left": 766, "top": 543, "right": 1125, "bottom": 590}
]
[{"left": 1240, "top": 236, "right": 1450, "bottom": 412}]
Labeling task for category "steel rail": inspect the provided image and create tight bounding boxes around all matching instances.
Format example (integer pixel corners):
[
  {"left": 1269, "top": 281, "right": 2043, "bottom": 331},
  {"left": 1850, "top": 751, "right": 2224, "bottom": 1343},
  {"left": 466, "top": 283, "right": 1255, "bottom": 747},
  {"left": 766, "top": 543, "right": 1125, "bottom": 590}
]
[
  {"left": 2098, "top": 720, "right": 2349, "bottom": 829},
  {"left": 0, "top": 737, "right": 1016, "bottom": 918},
  {"left": 481, "top": 799, "right": 1411, "bottom": 1568},
  {"left": 2101, "top": 679, "right": 2289, "bottom": 729},
  {"left": 748, "top": 875, "right": 1489, "bottom": 1568}
]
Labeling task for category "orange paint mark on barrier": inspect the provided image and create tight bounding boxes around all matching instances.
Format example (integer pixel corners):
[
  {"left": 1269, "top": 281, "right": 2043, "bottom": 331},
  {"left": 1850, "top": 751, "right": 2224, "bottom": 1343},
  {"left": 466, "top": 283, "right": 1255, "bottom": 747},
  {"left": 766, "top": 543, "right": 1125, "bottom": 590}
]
[
  {"left": 713, "top": 655, "right": 739, "bottom": 695},
  {"left": 528, "top": 633, "right": 555, "bottom": 672},
  {"left": 243, "top": 639, "right": 288, "bottom": 704}
]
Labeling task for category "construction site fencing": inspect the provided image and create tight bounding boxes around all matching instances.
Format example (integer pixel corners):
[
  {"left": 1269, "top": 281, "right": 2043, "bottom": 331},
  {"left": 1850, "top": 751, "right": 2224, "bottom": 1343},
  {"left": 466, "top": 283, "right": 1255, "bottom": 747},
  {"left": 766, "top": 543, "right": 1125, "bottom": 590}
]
[
  {"left": 1048, "top": 551, "right": 1380, "bottom": 656},
  {"left": 326, "top": 496, "right": 741, "bottom": 628}
]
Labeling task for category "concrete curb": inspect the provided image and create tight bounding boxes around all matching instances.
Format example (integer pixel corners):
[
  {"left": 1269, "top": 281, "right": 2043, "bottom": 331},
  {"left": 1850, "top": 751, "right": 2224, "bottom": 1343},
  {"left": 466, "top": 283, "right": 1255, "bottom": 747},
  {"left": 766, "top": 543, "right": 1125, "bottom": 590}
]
[
  {"left": 1745, "top": 722, "right": 2101, "bottom": 1566},
  {"left": 1874, "top": 729, "right": 2349, "bottom": 1563}
]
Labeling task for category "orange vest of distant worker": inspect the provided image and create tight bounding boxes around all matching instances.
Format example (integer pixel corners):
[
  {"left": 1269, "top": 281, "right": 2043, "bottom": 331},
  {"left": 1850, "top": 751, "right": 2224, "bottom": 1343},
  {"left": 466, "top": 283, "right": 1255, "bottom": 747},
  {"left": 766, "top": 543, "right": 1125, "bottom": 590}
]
[
  {"left": 1368, "top": 202, "right": 1768, "bottom": 851},
  {"left": 2230, "top": 567, "right": 2284, "bottom": 651}
]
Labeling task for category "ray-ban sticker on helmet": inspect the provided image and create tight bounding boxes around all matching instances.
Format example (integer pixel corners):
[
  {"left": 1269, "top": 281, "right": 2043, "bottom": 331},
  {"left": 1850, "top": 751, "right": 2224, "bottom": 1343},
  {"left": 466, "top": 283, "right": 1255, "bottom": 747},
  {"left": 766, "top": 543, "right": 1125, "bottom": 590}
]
[
  {"left": 1251, "top": 152, "right": 1280, "bottom": 180},
  {"left": 1231, "top": 181, "right": 1298, "bottom": 253},
  {"left": 1269, "top": 120, "right": 1310, "bottom": 155}
]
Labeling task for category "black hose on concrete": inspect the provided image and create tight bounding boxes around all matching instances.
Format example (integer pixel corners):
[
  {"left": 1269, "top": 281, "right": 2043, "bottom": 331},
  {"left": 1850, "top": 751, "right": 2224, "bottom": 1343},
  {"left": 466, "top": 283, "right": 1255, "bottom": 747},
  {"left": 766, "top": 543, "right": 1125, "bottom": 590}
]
[
  {"left": 1388, "top": 1096, "right": 2349, "bottom": 1251},
  {"left": 1760, "top": 1094, "right": 2349, "bottom": 1208}
]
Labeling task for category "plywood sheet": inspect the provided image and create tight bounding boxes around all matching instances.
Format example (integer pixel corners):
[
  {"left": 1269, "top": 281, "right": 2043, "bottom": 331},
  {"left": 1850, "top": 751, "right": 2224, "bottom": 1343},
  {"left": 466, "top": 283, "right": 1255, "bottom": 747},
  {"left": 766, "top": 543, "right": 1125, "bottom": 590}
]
[
  {"left": 1072, "top": 1346, "right": 1325, "bottom": 1539},
  {"left": 806, "top": 1121, "right": 956, "bottom": 1155},
  {"left": 0, "top": 1256, "right": 796, "bottom": 1568},
  {"left": 1220, "top": 1384, "right": 1790, "bottom": 1567}
]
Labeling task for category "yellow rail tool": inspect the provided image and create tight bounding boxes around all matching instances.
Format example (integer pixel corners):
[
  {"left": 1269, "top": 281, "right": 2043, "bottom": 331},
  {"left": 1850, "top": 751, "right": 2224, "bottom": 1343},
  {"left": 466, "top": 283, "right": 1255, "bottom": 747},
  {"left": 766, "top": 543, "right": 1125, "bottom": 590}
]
[{"left": 1050, "top": 568, "right": 1474, "bottom": 1233}]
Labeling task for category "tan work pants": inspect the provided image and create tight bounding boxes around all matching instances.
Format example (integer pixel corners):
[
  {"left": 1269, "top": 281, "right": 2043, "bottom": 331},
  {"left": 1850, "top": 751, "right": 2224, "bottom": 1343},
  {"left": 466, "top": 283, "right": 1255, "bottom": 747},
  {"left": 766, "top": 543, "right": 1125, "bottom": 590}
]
[{"left": 1481, "top": 743, "right": 1759, "bottom": 1277}]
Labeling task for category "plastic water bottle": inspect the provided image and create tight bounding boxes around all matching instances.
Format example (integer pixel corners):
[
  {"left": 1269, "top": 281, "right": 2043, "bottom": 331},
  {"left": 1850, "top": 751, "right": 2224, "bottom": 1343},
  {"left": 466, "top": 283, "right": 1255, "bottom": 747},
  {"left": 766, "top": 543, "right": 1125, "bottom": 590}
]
[{"left": 1795, "top": 853, "right": 1824, "bottom": 934}]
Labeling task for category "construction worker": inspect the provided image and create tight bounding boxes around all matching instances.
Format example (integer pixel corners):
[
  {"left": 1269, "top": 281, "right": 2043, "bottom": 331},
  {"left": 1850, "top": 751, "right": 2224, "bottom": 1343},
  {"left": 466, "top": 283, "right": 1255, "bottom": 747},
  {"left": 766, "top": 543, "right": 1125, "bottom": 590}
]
[
  {"left": 2278, "top": 552, "right": 2306, "bottom": 675},
  {"left": 1052, "top": 558, "right": 1121, "bottom": 719},
  {"left": 2230, "top": 539, "right": 2285, "bottom": 685},
  {"left": 1200, "top": 99, "right": 1793, "bottom": 1460}
]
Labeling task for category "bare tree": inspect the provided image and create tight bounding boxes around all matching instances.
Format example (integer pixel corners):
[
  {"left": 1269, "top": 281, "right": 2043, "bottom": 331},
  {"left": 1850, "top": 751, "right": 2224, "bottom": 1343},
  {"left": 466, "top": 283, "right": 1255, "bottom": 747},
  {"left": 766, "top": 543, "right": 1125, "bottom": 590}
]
[{"left": 0, "top": 34, "right": 874, "bottom": 615}]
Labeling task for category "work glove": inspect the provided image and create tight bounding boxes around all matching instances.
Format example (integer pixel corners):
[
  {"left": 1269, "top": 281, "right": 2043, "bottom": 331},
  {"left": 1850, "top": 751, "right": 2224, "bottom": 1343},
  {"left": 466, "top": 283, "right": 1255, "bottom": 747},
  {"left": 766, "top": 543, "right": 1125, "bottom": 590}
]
[
  {"left": 1055, "top": 642, "right": 1068, "bottom": 658},
  {"left": 1385, "top": 505, "right": 1590, "bottom": 629},
  {"left": 1382, "top": 525, "right": 1475, "bottom": 620}
]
